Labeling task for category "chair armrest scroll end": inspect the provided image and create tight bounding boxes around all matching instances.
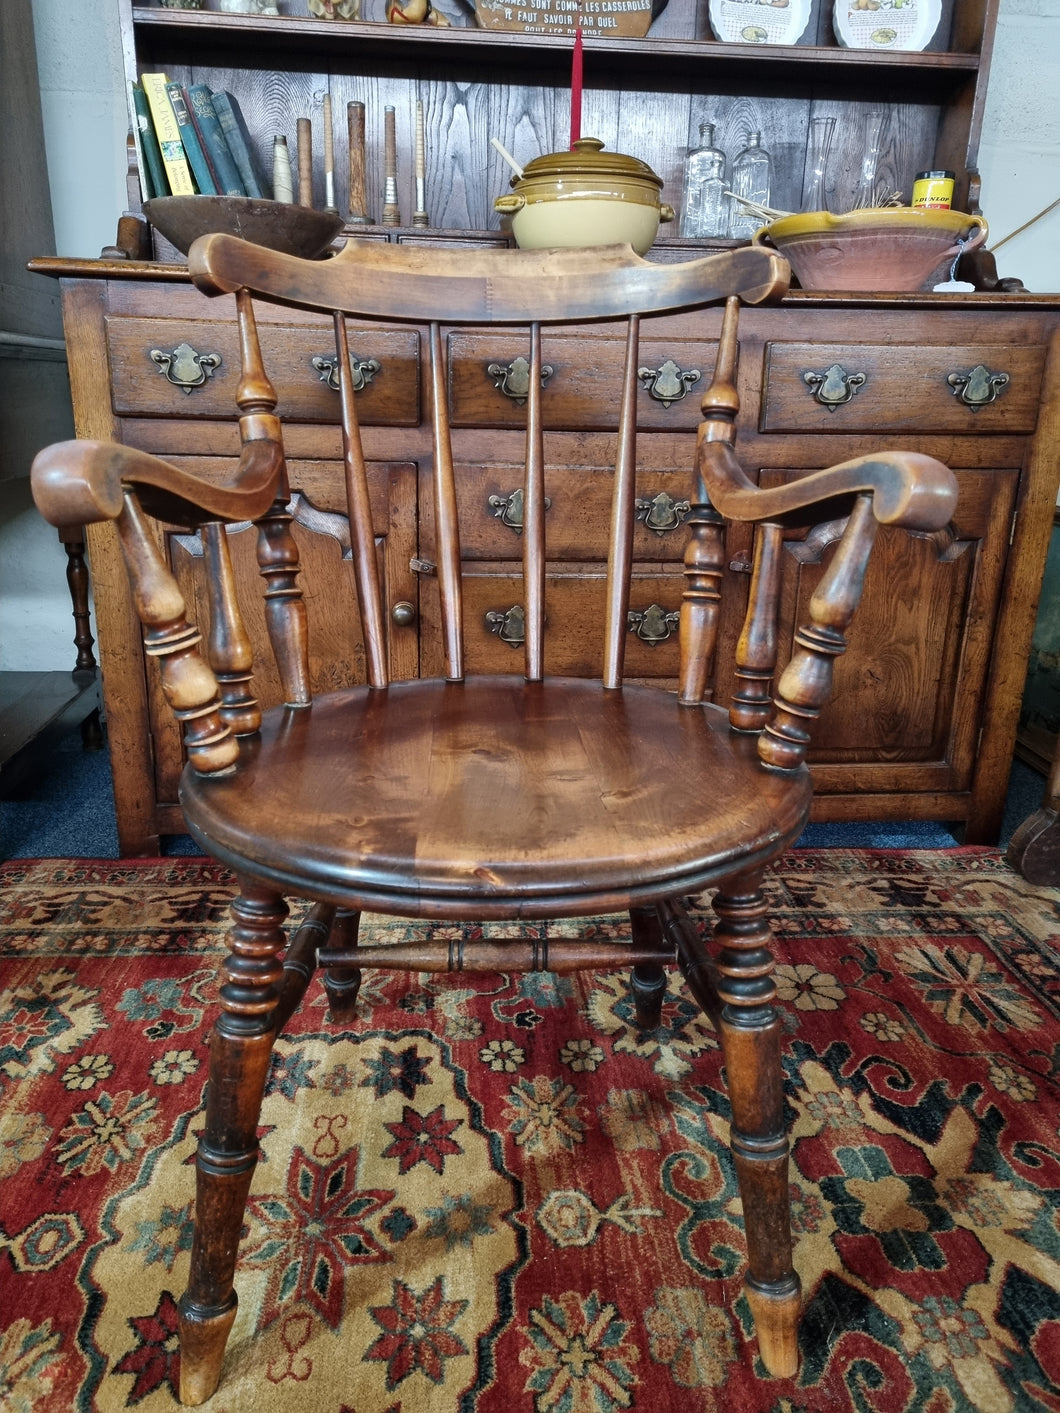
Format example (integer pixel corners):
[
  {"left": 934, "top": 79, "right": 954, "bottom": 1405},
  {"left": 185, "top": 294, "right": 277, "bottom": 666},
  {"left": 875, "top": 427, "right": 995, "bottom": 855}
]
[{"left": 31, "top": 442, "right": 126, "bottom": 527}]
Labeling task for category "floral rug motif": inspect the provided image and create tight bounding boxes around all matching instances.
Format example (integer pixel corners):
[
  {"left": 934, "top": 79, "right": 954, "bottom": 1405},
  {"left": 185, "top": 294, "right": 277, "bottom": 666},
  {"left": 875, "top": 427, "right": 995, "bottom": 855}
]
[{"left": 1, "top": 850, "right": 1058, "bottom": 1412}]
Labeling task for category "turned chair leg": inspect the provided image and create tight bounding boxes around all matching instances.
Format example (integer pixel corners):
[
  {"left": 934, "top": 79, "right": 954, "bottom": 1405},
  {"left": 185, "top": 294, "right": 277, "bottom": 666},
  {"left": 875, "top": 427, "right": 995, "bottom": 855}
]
[
  {"left": 629, "top": 905, "right": 667, "bottom": 1030},
  {"left": 178, "top": 882, "right": 288, "bottom": 1406},
  {"left": 322, "top": 907, "right": 363, "bottom": 1023},
  {"left": 712, "top": 878, "right": 801, "bottom": 1378}
]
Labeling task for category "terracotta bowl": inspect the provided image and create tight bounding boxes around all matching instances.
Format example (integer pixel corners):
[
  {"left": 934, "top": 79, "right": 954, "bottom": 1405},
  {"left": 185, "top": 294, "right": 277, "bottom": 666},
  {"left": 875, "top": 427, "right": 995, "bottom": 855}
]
[
  {"left": 752, "top": 207, "right": 988, "bottom": 292},
  {"left": 143, "top": 195, "right": 344, "bottom": 258}
]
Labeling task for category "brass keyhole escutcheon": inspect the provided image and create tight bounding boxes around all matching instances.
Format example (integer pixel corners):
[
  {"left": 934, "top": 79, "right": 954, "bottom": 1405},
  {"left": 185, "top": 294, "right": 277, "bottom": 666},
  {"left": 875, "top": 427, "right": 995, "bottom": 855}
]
[
  {"left": 484, "top": 604, "right": 526, "bottom": 647},
  {"left": 487, "top": 487, "right": 552, "bottom": 533},
  {"left": 149, "top": 341, "right": 222, "bottom": 394},
  {"left": 312, "top": 352, "right": 382, "bottom": 392},
  {"left": 626, "top": 604, "right": 679, "bottom": 644},
  {"left": 637, "top": 359, "right": 701, "bottom": 407},
  {"left": 802, "top": 363, "right": 867, "bottom": 411},
  {"left": 485, "top": 356, "right": 554, "bottom": 405},
  {"left": 947, "top": 364, "right": 1010, "bottom": 411},
  {"left": 635, "top": 491, "right": 691, "bottom": 535}
]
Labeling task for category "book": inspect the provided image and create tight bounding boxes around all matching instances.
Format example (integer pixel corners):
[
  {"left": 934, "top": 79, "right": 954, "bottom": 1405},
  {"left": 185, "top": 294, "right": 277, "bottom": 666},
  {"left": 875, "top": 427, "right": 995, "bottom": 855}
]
[
  {"left": 128, "top": 82, "right": 166, "bottom": 202},
  {"left": 165, "top": 81, "right": 217, "bottom": 195},
  {"left": 140, "top": 72, "right": 195, "bottom": 196},
  {"left": 186, "top": 85, "right": 245, "bottom": 197},
  {"left": 210, "top": 90, "right": 267, "bottom": 199}
]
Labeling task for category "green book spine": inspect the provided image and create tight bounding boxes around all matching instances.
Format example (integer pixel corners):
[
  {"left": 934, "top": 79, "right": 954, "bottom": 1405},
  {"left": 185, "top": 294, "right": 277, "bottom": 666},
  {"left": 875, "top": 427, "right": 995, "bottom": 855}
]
[
  {"left": 186, "top": 85, "right": 245, "bottom": 197},
  {"left": 211, "top": 90, "right": 266, "bottom": 199},
  {"left": 130, "top": 83, "right": 166, "bottom": 202},
  {"left": 166, "top": 81, "right": 217, "bottom": 195}
]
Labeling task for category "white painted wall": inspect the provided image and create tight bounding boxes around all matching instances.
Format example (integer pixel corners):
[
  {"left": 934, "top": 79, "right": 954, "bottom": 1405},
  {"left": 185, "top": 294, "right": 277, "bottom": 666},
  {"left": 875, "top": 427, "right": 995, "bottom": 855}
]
[
  {"left": 1, "top": 0, "right": 125, "bottom": 672},
  {"left": 976, "top": 0, "right": 1060, "bottom": 294},
  {"left": 2, "top": 0, "right": 1058, "bottom": 671}
]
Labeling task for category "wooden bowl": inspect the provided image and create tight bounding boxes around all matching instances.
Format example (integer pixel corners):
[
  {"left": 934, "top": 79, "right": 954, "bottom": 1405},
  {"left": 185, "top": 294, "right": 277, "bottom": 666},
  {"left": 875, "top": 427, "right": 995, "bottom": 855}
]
[
  {"left": 143, "top": 196, "right": 344, "bottom": 259},
  {"left": 752, "top": 207, "right": 988, "bottom": 292}
]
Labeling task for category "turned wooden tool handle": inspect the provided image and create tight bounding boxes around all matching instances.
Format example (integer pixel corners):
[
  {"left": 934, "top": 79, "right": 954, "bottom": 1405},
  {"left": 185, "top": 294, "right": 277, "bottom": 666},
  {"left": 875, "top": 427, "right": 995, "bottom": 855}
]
[
  {"left": 382, "top": 104, "right": 399, "bottom": 226},
  {"left": 347, "top": 100, "right": 368, "bottom": 222},
  {"left": 297, "top": 116, "right": 313, "bottom": 208}
]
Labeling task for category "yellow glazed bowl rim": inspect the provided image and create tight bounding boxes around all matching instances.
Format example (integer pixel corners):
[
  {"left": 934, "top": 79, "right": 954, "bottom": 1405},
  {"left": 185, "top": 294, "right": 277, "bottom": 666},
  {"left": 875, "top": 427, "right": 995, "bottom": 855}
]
[{"left": 754, "top": 206, "right": 988, "bottom": 243}]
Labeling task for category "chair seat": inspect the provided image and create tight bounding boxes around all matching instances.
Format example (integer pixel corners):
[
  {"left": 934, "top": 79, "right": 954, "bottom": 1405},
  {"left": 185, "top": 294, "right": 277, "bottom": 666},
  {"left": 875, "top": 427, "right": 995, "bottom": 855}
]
[{"left": 181, "top": 676, "right": 812, "bottom": 919}]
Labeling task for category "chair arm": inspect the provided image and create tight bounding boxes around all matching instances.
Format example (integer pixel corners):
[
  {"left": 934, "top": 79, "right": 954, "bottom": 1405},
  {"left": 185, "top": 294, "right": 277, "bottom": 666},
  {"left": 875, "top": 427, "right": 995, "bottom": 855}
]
[
  {"left": 696, "top": 443, "right": 959, "bottom": 771},
  {"left": 29, "top": 439, "right": 275, "bottom": 778},
  {"left": 31, "top": 436, "right": 283, "bottom": 532},
  {"left": 699, "top": 440, "right": 958, "bottom": 532}
]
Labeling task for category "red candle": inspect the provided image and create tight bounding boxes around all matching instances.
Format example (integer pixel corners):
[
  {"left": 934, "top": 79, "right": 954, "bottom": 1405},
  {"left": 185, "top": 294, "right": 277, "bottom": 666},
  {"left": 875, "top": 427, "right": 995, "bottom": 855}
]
[{"left": 570, "top": 12, "right": 583, "bottom": 149}]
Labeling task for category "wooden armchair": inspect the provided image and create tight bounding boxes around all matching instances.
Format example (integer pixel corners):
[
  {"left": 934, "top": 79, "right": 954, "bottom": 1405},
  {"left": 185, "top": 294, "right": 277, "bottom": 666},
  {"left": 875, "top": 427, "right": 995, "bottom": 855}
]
[{"left": 31, "top": 239, "right": 957, "bottom": 1405}]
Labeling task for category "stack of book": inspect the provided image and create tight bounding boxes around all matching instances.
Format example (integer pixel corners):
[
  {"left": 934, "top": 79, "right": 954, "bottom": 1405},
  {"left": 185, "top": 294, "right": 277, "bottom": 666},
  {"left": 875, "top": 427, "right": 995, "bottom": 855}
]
[{"left": 130, "top": 74, "right": 269, "bottom": 200}]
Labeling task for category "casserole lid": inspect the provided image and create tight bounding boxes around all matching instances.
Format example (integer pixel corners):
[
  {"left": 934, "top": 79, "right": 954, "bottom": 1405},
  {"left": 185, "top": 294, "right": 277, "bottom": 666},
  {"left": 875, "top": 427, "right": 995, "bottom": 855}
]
[{"left": 512, "top": 138, "right": 664, "bottom": 191}]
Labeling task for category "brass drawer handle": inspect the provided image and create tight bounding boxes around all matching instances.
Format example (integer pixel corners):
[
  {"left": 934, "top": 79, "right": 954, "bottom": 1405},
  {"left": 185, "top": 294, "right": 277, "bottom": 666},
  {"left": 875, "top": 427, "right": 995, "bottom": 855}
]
[
  {"left": 312, "top": 352, "right": 382, "bottom": 392},
  {"left": 486, "top": 355, "right": 554, "bottom": 404},
  {"left": 626, "top": 604, "right": 679, "bottom": 644},
  {"left": 637, "top": 358, "right": 701, "bottom": 406},
  {"left": 484, "top": 604, "right": 526, "bottom": 647},
  {"left": 390, "top": 600, "right": 416, "bottom": 627},
  {"left": 488, "top": 487, "right": 552, "bottom": 533},
  {"left": 635, "top": 491, "right": 691, "bottom": 534},
  {"left": 149, "top": 340, "right": 221, "bottom": 394},
  {"left": 947, "top": 363, "right": 1010, "bottom": 411},
  {"left": 802, "top": 362, "right": 867, "bottom": 410}
]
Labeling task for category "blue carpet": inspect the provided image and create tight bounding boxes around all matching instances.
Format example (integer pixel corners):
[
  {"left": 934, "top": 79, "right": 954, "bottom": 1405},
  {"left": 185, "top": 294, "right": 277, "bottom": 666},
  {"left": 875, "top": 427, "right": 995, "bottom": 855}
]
[{"left": 0, "top": 724, "right": 1046, "bottom": 861}]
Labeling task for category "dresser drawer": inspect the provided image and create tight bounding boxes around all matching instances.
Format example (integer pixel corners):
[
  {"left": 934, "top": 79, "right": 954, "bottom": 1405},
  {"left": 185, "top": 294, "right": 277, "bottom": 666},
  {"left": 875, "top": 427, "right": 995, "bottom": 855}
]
[
  {"left": 448, "top": 331, "right": 715, "bottom": 431},
  {"left": 760, "top": 341, "right": 1045, "bottom": 434},
  {"left": 453, "top": 463, "right": 694, "bottom": 561},
  {"left": 106, "top": 315, "right": 420, "bottom": 424},
  {"left": 421, "top": 567, "right": 683, "bottom": 678}
]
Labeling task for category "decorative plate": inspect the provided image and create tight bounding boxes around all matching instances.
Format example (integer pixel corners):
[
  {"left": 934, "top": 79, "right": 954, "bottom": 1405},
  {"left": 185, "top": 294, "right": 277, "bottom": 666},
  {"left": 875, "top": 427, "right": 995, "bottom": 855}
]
[
  {"left": 833, "top": 0, "right": 942, "bottom": 52},
  {"left": 708, "top": 0, "right": 812, "bottom": 46}
]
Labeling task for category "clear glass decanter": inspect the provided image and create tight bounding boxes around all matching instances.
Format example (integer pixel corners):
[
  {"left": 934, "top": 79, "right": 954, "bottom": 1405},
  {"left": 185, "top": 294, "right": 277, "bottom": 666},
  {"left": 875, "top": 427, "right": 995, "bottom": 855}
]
[
  {"left": 679, "top": 122, "right": 728, "bottom": 239},
  {"left": 728, "top": 131, "right": 773, "bottom": 240},
  {"left": 800, "top": 115, "right": 836, "bottom": 213},
  {"left": 853, "top": 109, "right": 886, "bottom": 209}
]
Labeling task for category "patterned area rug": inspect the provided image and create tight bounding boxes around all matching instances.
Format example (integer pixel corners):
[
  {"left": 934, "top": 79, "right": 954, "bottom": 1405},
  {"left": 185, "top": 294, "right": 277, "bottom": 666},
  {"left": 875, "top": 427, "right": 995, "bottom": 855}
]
[{"left": 1, "top": 850, "right": 1058, "bottom": 1413}]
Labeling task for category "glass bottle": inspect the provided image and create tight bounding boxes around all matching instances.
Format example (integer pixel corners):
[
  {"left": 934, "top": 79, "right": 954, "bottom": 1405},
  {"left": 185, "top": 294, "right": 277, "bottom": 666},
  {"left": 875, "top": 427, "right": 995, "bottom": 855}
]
[
  {"left": 728, "top": 131, "right": 773, "bottom": 240},
  {"left": 679, "top": 123, "right": 728, "bottom": 239},
  {"left": 800, "top": 115, "right": 836, "bottom": 213},
  {"left": 853, "top": 109, "right": 886, "bottom": 210}
]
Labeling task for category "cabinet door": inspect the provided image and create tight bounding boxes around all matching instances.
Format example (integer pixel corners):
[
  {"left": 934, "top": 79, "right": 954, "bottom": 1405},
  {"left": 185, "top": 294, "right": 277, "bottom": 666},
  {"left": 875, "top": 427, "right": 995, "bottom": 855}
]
[
  {"left": 764, "top": 466, "right": 1019, "bottom": 799},
  {"left": 150, "top": 459, "right": 417, "bottom": 807}
]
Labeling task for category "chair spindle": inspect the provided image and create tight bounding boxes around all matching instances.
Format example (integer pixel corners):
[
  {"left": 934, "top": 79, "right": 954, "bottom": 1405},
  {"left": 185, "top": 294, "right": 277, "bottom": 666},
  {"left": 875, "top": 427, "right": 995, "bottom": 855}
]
[
  {"left": 523, "top": 322, "right": 547, "bottom": 681},
  {"left": 602, "top": 315, "right": 641, "bottom": 689},
  {"left": 678, "top": 297, "right": 741, "bottom": 705},
  {"left": 760, "top": 492, "right": 879, "bottom": 770},
  {"left": 730, "top": 522, "right": 783, "bottom": 732},
  {"left": 256, "top": 495, "right": 312, "bottom": 707},
  {"left": 334, "top": 311, "right": 388, "bottom": 688},
  {"left": 201, "top": 522, "right": 261, "bottom": 736},
  {"left": 235, "top": 290, "right": 312, "bottom": 707},
  {"left": 115, "top": 490, "right": 237, "bottom": 776},
  {"left": 429, "top": 321, "right": 464, "bottom": 680}
]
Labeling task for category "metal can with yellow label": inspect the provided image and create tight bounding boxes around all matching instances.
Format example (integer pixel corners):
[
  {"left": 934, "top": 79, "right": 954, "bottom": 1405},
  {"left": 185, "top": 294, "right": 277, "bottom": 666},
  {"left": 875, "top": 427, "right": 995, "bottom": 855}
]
[{"left": 912, "top": 170, "right": 955, "bottom": 210}]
